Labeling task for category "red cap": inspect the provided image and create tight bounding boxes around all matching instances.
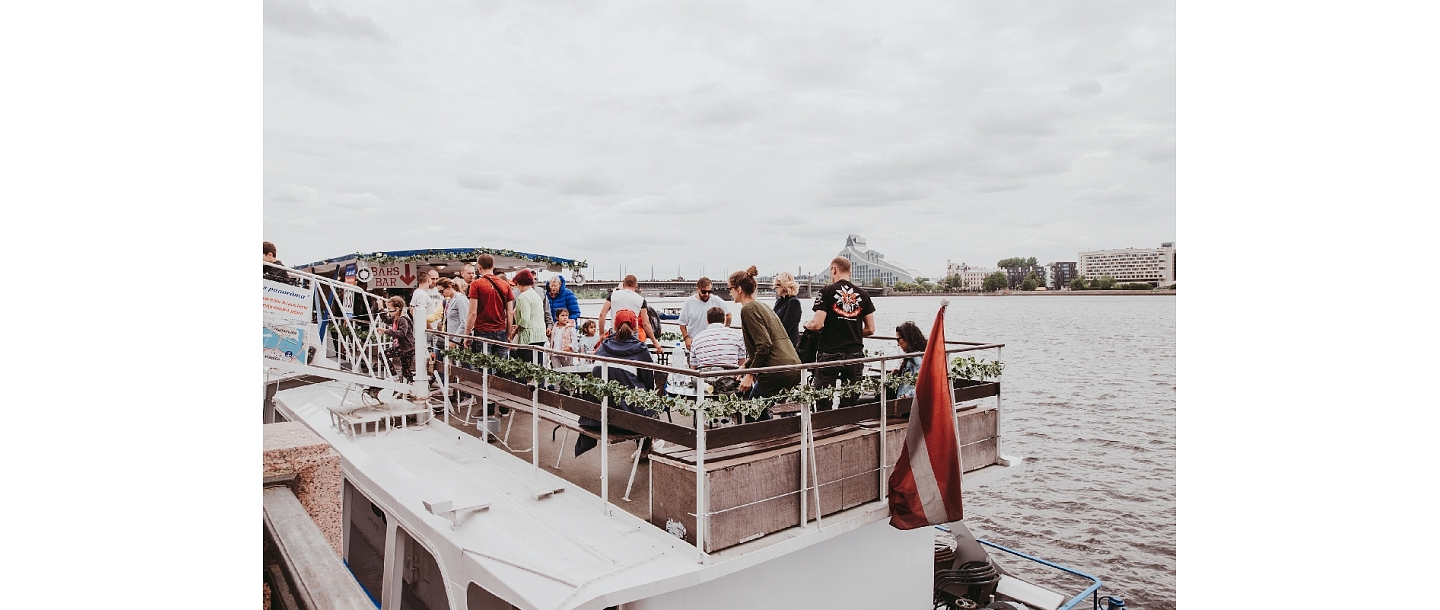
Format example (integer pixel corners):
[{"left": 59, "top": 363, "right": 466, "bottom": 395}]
[{"left": 614, "top": 309, "right": 639, "bottom": 331}]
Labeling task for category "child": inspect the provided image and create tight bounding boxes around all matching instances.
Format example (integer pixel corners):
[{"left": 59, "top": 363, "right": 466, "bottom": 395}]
[
  {"left": 578, "top": 319, "right": 599, "bottom": 356},
  {"left": 549, "top": 308, "right": 579, "bottom": 368}
]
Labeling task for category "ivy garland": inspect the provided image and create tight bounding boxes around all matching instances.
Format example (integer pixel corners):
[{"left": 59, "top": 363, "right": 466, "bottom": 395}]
[
  {"left": 359, "top": 248, "right": 588, "bottom": 271},
  {"left": 440, "top": 349, "right": 1003, "bottom": 422}
]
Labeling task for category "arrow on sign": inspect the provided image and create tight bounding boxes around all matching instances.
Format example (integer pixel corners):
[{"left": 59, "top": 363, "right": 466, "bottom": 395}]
[{"left": 399, "top": 263, "right": 416, "bottom": 286}]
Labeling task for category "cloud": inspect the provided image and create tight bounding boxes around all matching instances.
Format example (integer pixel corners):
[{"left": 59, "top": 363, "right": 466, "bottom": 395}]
[
  {"left": 456, "top": 171, "right": 504, "bottom": 190},
  {"left": 612, "top": 194, "right": 713, "bottom": 215},
  {"left": 515, "top": 173, "right": 620, "bottom": 197},
  {"left": 263, "top": 0, "right": 395, "bottom": 43},
  {"left": 264, "top": 1, "right": 1175, "bottom": 273},
  {"left": 269, "top": 183, "right": 322, "bottom": 204},
  {"left": 972, "top": 106, "right": 1062, "bottom": 138},
  {"left": 971, "top": 181, "right": 1029, "bottom": 194},
  {"left": 265, "top": 183, "right": 379, "bottom": 213},
  {"left": 691, "top": 99, "right": 762, "bottom": 125},
  {"left": 821, "top": 183, "right": 932, "bottom": 208},
  {"left": 1068, "top": 80, "right": 1103, "bottom": 97}
]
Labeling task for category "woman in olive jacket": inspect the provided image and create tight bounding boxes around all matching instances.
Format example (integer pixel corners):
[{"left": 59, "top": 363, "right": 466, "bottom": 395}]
[{"left": 729, "top": 266, "right": 802, "bottom": 402}]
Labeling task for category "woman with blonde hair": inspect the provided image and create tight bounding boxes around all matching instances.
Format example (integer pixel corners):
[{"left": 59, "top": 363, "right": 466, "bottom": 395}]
[
  {"left": 729, "top": 266, "right": 802, "bottom": 409},
  {"left": 771, "top": 271, "right": 803, "bottom": 347}
]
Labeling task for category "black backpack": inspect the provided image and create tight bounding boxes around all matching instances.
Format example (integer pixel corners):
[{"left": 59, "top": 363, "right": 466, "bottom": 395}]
[{"left": 797, "top": 329, "right": 821, "bottom": 363}]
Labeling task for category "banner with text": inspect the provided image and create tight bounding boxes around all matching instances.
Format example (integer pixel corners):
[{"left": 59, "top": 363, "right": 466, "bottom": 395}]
[{"left": 263, "top": 278, "right": 314, "bottom": 364}]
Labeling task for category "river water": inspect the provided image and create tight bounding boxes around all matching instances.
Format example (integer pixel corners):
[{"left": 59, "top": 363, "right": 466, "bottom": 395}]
[
  {"left": 582, "top": 293, "right": 1176, "bottom": 609},
  {"left": 867, "top": 295, "right": 1176, "bottom": 610}
]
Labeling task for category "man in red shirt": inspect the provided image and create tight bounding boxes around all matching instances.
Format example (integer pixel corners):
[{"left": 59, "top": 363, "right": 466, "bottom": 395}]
[{"left": 465, "top": 254, "right": 516, "bottom": 359}]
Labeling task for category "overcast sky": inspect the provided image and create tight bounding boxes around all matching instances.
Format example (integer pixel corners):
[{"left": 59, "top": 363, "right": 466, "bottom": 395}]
[{"left": 264, "top": 0, "right": 1173, "bottom": 280}]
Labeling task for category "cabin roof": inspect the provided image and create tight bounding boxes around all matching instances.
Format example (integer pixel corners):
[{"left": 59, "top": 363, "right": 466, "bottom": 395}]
[{"left": 272, "top": 382, "right": 890, "bottom": 610}]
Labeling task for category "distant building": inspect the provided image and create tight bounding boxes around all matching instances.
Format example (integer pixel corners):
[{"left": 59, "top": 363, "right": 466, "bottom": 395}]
[
  {"left": 945, "top": 261, "right": 990, "bottom": 291},
  {"left": 835, "top": 235, "right": 920, "bottom": 287},
  {"left": 1077, "top": 242, "right": 1176, "bottom": 286},
  {"left": 959, "top": 265, "right": 995, "bottom": 291},
  {"left": 1002, "top": 265, "right": 1047, "bottom": 289},
  {"left": 962, "top": 269, "right": 993, "bottom": 291},
  {"left": 1047, "top": 262, "right": 1077, "bottom": 290}
]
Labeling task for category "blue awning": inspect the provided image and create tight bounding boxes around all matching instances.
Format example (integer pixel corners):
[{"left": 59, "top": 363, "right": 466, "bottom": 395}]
[{"left": 295, "top": 247, "right": 585, "bottom": 273}]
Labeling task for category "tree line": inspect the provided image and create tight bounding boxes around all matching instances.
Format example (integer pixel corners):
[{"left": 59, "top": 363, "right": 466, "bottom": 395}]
[{"left": 886, "top": 272, "right": 1160, "bottom": 293}]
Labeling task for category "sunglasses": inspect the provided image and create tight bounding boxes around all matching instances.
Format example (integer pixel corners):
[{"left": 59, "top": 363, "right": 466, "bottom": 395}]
[{"left": 699, "top": 290, "right": 712, "bottom": 295}]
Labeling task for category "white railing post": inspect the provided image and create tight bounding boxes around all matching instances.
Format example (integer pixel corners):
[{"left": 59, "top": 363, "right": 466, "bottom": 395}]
[
  {"left": 800, "top": 399, "right": 809, "bottom": 528},
  {"left": 879, "top": 359, "right": 888, "bottom": 501},
  {"left": 532, "top": 347, "right": 540, "bottom": 477},
  {"left": 695, "top": 389, "right": 706, "bottom": 561},
  {"left": 413, "top": 304, "right": 427, "bottom": 400},
  {"left": 995, "top": 346, "right": 1003, "bottom": 457},
  {"left": 482, "top": 340, "right": 490, "bottom": 452},
  {"left": 949, "top": 352, "right": 965, "bottom": 479},
  {"left": 600, "top": 361, "right": 609, "bottom": 515},
  {"left": 803, "top": 393, "right": 821, "bottom": 530},
  {"left": 443, "top": 353, "right": 452, "bottom": 425}
]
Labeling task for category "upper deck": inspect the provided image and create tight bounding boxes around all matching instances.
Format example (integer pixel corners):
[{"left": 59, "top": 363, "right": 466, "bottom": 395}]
[{"left": 265, "top": 265, "right": 1018, "bottom": 609}]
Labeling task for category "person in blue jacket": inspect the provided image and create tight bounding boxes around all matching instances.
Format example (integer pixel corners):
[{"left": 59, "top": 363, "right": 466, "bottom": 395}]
[{"left": 545, "top": 275, "right": 582, "bottom": 334}]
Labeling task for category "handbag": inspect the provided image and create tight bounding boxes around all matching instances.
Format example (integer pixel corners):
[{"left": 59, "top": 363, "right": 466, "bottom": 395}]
[
  {"left": 797, "top": 329, "right": 821, "bottom": 364},
  {"left": 698, "top": 366, "right": 741, "bottom": 395}
]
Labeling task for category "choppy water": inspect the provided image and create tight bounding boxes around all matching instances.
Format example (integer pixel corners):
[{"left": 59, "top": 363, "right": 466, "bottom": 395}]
[{"left": 582, "top": 294, "right": 1176, "bottom": 608}]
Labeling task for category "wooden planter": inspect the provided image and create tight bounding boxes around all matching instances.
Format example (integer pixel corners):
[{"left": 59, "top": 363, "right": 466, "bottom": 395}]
[{"left": 649, "top": 402, "right": 1000, "bottom": 553}]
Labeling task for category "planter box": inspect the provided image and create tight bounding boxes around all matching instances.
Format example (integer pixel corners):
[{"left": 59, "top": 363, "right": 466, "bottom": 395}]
[{"left": 649, "top": 404, "right": 999, "bottom": 553}]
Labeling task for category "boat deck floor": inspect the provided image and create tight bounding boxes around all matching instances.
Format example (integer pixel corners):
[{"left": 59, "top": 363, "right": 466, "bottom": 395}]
[{"left": 442, "top": 409, "right": 655, "bottom": 522}]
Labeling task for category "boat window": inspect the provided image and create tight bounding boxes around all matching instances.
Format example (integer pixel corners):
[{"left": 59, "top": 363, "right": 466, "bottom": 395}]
[
  {"left": 344, "top": 479, "right": 387, "bottom": 604},
  {"left": 466, "top": 581, "right": 516, "bottom": 610},
  {"left": 396, "top": 528, "right": 451, "bottom": 610}
]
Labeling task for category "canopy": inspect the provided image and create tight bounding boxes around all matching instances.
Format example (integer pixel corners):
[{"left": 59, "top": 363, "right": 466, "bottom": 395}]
[{"left": 294, "top": 247, "right": 586, "bottom": 279}]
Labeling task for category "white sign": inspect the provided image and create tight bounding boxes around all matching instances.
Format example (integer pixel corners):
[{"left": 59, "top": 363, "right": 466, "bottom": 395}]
[
  {"left": 367, "top": 262, "right": 419, "bottom": 289},
  {"left": 263, "top": 279, "right": 314, "bottom": 364}
]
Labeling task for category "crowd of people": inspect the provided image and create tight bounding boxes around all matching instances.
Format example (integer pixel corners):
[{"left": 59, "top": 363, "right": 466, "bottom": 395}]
[{"left": 267, "top": 241, "right": 938, "bottom": 418}]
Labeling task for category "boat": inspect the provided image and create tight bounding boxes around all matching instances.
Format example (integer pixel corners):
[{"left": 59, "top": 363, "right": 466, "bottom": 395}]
[{"left": 262, "top": 262, "right": 1124, "bottom": 610}]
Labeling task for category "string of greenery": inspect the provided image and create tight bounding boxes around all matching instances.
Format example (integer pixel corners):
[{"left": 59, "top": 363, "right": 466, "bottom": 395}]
[
  {"left": 359, "top": 248, "right": 587, "bottom": 271},
  {"left": 440, "top": 349, "right": 1002, "bottom": 421}
]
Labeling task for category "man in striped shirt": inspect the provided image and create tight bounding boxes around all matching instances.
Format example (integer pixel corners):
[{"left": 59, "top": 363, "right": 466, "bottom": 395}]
[{"left": 687, "top": 307, "right": 746, "bottom": 369}]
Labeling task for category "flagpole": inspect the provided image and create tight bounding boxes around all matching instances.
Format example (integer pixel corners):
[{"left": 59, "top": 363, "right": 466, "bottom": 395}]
[{"left": 941, "top": 300, "right": 966, "bottom": 489}]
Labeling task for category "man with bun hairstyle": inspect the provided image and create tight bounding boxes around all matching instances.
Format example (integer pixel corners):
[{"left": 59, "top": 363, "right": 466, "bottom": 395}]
[{"left": 803, "top": 256, "right": 876, "bottom": 409}]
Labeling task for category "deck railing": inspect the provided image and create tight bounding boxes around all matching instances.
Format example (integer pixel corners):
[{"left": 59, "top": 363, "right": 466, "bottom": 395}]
[
  {"left": 427, "top": 324, "right": 1003, "bottom": 563},
  {"left": 263, "top": 267, "right": 1005, "bottom": 563},
  {"left": 264, "top": 263, "right": 411, "bottom": 394}
]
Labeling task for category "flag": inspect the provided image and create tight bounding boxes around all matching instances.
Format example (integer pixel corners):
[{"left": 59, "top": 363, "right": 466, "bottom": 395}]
[{"left": 888, "top": 301, "right": 964, "bottom": 529}]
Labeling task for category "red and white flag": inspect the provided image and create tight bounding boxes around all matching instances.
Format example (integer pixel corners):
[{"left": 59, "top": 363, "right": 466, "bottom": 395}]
[{"left": 888, "top": 302, "right": 964, "bottom": 529}]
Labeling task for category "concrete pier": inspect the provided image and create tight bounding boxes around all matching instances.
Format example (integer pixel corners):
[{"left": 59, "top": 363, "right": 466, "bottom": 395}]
[{"left": 262, "top": 422, "right": 344, "bottom": 557}]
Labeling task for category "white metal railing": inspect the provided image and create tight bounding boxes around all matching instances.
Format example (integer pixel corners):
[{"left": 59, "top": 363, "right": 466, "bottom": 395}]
[
  {"left": 263, "top": 268, "right": 1003, "bottom": 562},
  {"left": 263, "top": 262, "right": 419, "bottom": 396},
  {"left": 428, "top": 327, "right": 1003, "bottom": 564}
]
